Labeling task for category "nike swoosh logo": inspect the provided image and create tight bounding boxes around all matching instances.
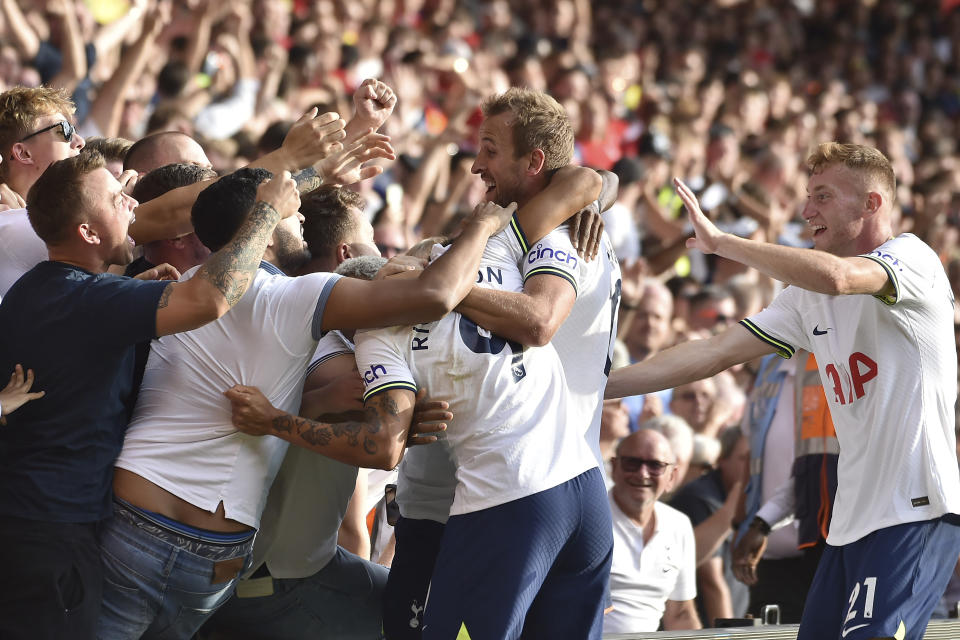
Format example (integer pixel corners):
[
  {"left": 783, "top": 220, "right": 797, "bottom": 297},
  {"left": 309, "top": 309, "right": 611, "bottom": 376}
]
[
  {"left": 841, "top": 623, "right": 870, "bottom": 637},
  {"left": 813, "top": 325, "right": 830, "bottom": 336}
]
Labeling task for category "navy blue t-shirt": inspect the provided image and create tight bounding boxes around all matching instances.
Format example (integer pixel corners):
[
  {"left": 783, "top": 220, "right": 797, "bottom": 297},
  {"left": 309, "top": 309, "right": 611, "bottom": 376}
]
[{"left": 0, "top": 261, "right": 168, "bottom": 522}]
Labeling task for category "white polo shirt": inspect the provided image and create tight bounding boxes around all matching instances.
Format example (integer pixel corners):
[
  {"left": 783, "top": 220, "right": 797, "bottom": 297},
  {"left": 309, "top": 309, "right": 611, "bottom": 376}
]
[
  {"left": 116, "top": 262, "right": 341, "bottom": 529},
  {"left": 604, "top": 495, "right": 697, "bottom": 634}
]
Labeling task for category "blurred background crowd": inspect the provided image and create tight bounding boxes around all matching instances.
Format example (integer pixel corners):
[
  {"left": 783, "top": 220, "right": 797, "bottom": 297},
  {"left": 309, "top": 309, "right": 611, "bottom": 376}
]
[{"left": 2, "top": 0, "right": 960, "bottom": 628}]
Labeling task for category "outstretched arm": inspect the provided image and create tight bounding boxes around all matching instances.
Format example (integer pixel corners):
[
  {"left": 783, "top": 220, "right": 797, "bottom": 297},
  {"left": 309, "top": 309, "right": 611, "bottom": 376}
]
[
  {"left": 154, "top": 172, "right": 300, "bottom": 336},
  {"left": 676, "top": 178, "right": 893, "bottom": 297},
  {"left": 605, "top": 324, "right": 775, "bottom": 400},
  {"left": 321, "top": 201, "right": 516, "bottom": 331}
]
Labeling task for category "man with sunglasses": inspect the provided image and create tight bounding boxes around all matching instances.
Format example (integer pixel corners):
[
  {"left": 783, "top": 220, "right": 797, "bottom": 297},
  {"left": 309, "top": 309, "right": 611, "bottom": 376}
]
[
  {"left": 604, "top": 429, "right": 701, "bottom": 634},
  {"left": 0, "top": 87, "right": 85, "bottom": 295}
]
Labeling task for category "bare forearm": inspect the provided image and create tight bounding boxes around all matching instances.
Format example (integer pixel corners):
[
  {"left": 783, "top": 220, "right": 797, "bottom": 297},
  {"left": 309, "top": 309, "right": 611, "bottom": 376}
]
[
  {"left": 693, "top": 511, "right": 733, "bottom": 566},
  {"left": 89, "top": 23, "right": 156, "bottom": 137},
  {"left": 517, "top": 166, "right": 601, "bottom": 244},
  {"left": 663, "top": 603, "right": 702, "bottom": 631},
  {"left": 457, "top": 288, "right": 540, "bottom": 345},
  {"left": 2, "top": 0, "right": 39, "bottom": 59},
  {"left": 265, "top": 398, "right": 407, "bottom": 468},
  {"left": 713, "top": 233, "right": 885, "bottom": 295},
  {"left": 194, "top": 201, "right": 280, "bottom": 309},
  {"left": 605, "top": 325, "right": 773, "bottom": 399},
  {"left": 417, "top": 220, "right": 497, "bottom": 313},
  {"left": 49, "top": 12, "right": 87, "bottom": 93},
  {"left": 596, "top": 170, "right": 619, "bottom": 212}
]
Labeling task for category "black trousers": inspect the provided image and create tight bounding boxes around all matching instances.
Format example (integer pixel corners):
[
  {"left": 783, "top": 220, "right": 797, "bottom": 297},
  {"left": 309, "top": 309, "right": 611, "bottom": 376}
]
[
  {"left": 748, "top": 543, "right": 824, "bottom": 624},
  {"left": 0, "top": 517, "right": 102, "bottom": 640}
]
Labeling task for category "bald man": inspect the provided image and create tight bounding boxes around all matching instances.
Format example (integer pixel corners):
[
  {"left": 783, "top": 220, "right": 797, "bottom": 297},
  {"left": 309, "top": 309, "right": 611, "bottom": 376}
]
[{"left": 605, "top": 429, "right": 700, "bottom": 633}]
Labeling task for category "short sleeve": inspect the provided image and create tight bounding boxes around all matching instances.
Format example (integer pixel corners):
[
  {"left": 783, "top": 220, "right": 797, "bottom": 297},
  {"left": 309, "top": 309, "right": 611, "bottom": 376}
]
[
  {"left": 858, "top": 234, "right": 939, "bottom": 307},
  {"left": 354, "top": 327, "right": 417, "bottom": 401},
  {"left": 519, "top": 226, "right": 581, "bottom": 296},
  {"left": 739, "top": 286, "right": 808, "bottom": 359},
  {"left": 306, "top": 331, "right": 354, "bottom": 377},
  {"left": 268, "top": 272, "right": 342, "bottom": 347},
  {"left": 84, "top": 276, "right": 169, "bottom": 346}
]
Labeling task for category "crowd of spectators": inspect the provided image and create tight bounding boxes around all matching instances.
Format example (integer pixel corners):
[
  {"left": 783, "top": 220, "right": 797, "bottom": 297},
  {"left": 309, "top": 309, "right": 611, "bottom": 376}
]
[{"left": 1, "top": 0, "right": 960, "bottom": 635}]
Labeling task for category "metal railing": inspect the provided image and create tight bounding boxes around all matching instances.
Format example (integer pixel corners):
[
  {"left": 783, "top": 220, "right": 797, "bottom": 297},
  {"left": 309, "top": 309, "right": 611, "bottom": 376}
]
[{"left": 603, "top": 619, "right": 960, "bottom": 639}]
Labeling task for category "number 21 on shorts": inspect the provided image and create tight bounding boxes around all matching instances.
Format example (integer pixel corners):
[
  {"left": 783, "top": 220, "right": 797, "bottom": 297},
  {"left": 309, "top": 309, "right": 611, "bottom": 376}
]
[{"left": 843, "top": 577, "right": 877, "bottom": 635}]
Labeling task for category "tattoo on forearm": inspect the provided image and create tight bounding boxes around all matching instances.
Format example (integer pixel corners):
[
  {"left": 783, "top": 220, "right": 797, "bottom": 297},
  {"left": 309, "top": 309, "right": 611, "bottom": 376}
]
[
  {"left": 197, "top": 201, "right": 280, "bottom": 307},
  {"left": 292, "top": 167, "right": 322, "bottom": 194},
  {"left": 157, "top": 283, "right": 174, "bottom": 309},
  {"left": 271, "top": 405, "right": 384, "bottom": 456}
]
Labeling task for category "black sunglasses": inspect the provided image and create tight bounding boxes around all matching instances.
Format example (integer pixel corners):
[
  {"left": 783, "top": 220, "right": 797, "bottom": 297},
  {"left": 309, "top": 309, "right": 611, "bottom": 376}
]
[
  {"left": 617, "top": 456, "right": 673, "bottom": 476},
  {"left": 19, "top": 120, "right": 75, "bottom": 143}
]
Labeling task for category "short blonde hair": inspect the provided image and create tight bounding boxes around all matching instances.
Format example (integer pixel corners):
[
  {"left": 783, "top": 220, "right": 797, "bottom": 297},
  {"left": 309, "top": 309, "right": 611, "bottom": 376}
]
[
  {"left": 806, "top": 142, "right": 896, "bottom": 201},
  {"left": 481, "top": 88, "right": 574, "bottom": 171},
  {"left": 0, "top": 86, "right": 76, "bottom": 181}
]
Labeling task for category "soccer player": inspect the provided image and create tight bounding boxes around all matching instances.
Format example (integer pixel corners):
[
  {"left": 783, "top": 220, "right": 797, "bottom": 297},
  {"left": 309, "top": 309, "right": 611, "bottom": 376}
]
[
  {"left": 606, "top": 142, "right": 960, "bottom": 640},
  {"left": 360, "top": 89, "right": 618, "bottom": 640}
]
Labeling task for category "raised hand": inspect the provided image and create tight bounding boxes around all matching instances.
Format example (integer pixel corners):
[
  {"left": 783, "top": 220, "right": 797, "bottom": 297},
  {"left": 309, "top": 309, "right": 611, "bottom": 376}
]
[
  {"left": 0, "top": 364, "right": 45, "bottom": 418},
  {"left": 352, "top": 78, "right": 398, "bottom": 132},
  {"left": 280, "top": 109, "right": 348, "bottom": 170},
  {"left": 674, "top": 177, "right": 724, "bottom": 254},
  {"left": 224, "top": 384, "right": 281, "bottom": 436},
  {"left": 317, "top": 128, "right": 396, "bottom": 187},
  {"left": 406, "top": 388, "right": 450, "bottom": 446},
  {"left": 256, "top": 171, "right": 301, "bottom": 220}
]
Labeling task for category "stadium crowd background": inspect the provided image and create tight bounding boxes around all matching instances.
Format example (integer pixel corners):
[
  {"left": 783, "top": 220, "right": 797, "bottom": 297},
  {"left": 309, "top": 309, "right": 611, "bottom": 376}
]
[{"left": 1, "top": 0, "right": 960, "bottom": 633}]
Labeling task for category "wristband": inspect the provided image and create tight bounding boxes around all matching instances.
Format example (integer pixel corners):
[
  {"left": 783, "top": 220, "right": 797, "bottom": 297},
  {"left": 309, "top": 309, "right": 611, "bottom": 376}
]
[{"left": 750, "top": 516, "right": 771, "bottom": 536}]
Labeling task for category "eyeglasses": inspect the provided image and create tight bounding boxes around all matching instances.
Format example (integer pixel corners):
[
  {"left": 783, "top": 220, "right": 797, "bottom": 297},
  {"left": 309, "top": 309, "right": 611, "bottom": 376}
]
[
  {"left": 19, "top": 120, "right": 76, "bottom": 143},
  {"left": 617, "top": 456, "right": 673, "bottom": 475}
]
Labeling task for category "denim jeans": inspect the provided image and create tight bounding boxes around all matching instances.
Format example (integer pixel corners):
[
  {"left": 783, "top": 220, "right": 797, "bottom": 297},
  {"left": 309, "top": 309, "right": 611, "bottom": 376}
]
[
  {"left": 202, "top": 546, "right": 388, "bottom": 639},
  {"left": 96, "top": 500, "right": 254, "bottom": 640}
]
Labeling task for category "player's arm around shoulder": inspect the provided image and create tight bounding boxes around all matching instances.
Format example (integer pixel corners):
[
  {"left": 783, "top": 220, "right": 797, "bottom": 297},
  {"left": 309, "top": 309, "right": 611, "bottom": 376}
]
[{"left": 153, "top": 173, "right": 300, "bottom": 336}]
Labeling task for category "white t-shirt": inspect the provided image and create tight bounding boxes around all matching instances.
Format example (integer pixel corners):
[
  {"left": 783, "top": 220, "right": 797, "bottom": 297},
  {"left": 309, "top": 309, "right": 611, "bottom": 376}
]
[
  {"left": 248, "top": 330, "right": 358, "bottom": 579},
  {"left": 605, "top": 496, "right": 697, "bottom": 634},
  {"left": 358, "top": 223, "right": 596, "bottom": 516},
  {"left": 0, "top": 208, "right": 47, "bottom": 297},
  {"left": 741, "top": 234, "right": 960, "bottom": 545},
  {"left": 116, "top": 263, "right": 341, "bottom": 529}
]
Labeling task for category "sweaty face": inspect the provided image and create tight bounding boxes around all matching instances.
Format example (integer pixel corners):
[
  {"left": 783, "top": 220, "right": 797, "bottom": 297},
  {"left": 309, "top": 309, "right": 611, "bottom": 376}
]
[
  {"left": 803, "top": 165, "right": 870, "bottom": 257},
  {"left": 472, "top": 111, "right": 528, "bottom": 207}
]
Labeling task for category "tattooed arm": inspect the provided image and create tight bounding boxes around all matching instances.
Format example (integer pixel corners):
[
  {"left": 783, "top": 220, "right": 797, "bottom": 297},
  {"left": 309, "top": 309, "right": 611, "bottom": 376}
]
[
  {"left": 153, "top": 172, "right": 302, "bottom": 336},
  {"left": 225, "top": 384, "right": 415, "bottom": 469}
]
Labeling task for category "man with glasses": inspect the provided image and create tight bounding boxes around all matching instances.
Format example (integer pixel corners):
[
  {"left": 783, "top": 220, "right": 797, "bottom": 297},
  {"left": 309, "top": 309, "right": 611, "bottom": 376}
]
[
  {"left": 604, "top": 428, "right": 701, "bottom": 634},
  {"left": 0, "top": 86, "right": 85, "bottom": 295}
]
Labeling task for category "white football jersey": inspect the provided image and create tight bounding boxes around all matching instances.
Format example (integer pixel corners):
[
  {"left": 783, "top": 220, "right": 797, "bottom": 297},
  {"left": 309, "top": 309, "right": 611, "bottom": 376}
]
[
  {"left": 526, "top": 227, "right": 621, "bottom": 466},
  {"left": 742, "top": 234, "right": 960, "bottom": 545},
  {"left": 357, "top": 219, "right": 596, "bottom": 516}
]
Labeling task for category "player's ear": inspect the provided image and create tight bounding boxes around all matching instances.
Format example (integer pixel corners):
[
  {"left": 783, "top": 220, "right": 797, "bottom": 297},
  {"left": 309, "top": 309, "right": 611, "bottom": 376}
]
[
  {"left": 864, "top": 191, "right": 882, "bottom": 217},
  {"left": 526, "top": 149, "right": 546, "bottom": 176}
]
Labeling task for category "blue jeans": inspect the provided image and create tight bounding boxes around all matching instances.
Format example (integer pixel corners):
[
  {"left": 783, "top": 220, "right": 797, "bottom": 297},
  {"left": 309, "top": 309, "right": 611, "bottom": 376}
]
[
  {"left": 97, "top": 500, "right": 254, "bottom": 640},
  {"left": 202, "top": 546, "right": 388, "bottom": 639}
]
